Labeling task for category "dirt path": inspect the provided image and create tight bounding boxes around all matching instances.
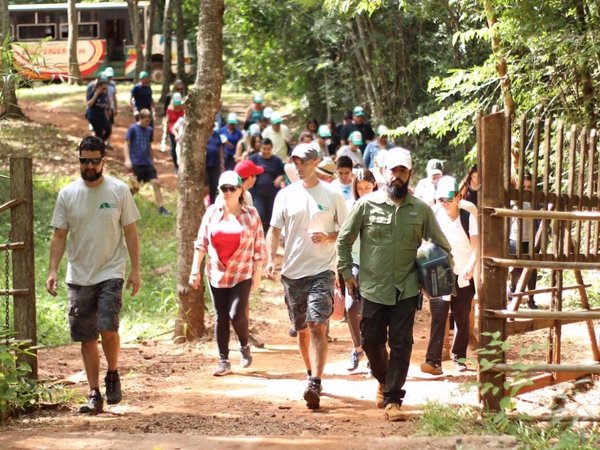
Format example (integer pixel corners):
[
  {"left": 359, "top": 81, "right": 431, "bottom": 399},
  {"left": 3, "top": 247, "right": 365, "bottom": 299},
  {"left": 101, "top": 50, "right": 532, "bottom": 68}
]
[{"left": 0, "top": 99, "right": 548, "bottom": 448}]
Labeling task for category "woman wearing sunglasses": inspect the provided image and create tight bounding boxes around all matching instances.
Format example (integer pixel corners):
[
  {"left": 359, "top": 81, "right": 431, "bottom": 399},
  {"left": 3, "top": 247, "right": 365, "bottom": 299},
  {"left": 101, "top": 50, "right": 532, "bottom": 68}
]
[
  {"left": 189, "top": 171, "right": 266, "bottom": 376},
  {"left": 421, "top": 175, "right": 479, "bottom": 376}
]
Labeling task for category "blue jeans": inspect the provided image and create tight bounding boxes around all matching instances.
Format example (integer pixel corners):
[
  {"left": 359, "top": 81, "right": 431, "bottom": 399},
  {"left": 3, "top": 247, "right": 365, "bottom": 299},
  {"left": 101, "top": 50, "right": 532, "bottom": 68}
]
[{"left": 252, "top": 193, "right": 276, "bottom": 233}]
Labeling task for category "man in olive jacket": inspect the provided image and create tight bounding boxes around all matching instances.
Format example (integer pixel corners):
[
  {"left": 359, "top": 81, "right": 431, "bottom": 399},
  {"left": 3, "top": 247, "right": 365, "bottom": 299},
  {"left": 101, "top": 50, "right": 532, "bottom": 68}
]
[{"left": 337, "top": 147, "right": 452, "bottom": 421}]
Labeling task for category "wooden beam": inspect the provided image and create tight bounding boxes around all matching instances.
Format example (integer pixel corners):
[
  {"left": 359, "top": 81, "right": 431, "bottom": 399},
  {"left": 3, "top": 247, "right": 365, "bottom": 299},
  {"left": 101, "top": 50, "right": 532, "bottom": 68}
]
[
  {"left": 10, "top": 157, "right": 37, "bottom": 379},
  {"left": 478, "top": 110, "right": 507, "bottom": 411},
  {"left": 490, "top": 363, "right": 600, "bottom": 373},
  {"left": 506, "top": 371, "right": 592, "bottom": 396},
  {"left": 0, "top": 198, "right": 25, "bottom": 215},
  {"left": 488, "top": 207, "right": 600, "bottom": 221},
  {"left": 1, "top": 289, "right": 30, "bottom": 296},
  {"left": 509, "top": 284, "right": 590, "bottom": 297},
  {"left": 484, "top": 308, "right": 600, "bottom": 320},
  {"left": 507, "top": 318, "right": 582, "bottom": 335},
  {"left": 486, "top": 257, "right": 600, "bottom": 270},
  {"left": 0, "top": 242, "right": 25, "bottom": 252}
]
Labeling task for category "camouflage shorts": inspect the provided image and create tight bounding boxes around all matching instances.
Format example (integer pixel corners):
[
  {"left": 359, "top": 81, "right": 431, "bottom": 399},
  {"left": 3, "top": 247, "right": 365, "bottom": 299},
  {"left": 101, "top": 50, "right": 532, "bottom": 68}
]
[
  {"left": 281, "top": 270, "right": 334, "bottom": 331},
  {"left": 67, "top": 278, "right": 124, "bottom": 342}
]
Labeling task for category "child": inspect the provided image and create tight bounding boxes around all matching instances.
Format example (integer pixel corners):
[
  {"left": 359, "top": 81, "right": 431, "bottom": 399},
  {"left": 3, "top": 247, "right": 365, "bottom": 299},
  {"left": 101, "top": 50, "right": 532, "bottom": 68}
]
[{"left": 123, "top": 108, "right": 171, "bottom": 216}]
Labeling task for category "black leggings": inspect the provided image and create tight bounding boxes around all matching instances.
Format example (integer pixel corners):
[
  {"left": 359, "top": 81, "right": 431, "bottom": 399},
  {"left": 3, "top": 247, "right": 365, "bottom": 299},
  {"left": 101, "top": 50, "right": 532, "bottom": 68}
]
[{"left": 209, "top": 278, "right": 252, "bottom": 360}]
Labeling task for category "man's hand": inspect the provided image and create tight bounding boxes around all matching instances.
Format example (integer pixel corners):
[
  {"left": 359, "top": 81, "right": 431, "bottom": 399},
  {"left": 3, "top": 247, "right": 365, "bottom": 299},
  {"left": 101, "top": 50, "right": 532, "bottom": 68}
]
[
  {"left": 45, "top": 271, "right": 59, "bottom": 296},
  {"left": 265, "top": 261, "right": 277, "bottom": 280},
  {"left": 309, "top": 231, "right": 331, "bottom": 244},
  {"left": 127, "top": 270, "right": 141, "bottom": 297},
  {"left": 345, "top": 276, "right": 359, "bottom": 300}
]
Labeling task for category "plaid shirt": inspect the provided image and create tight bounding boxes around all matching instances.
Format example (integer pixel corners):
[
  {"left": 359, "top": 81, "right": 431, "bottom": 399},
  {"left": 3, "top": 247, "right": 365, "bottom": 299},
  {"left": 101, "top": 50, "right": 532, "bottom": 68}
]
[{"left": 194, "top": 203, "right": 266, "bottom": 288}]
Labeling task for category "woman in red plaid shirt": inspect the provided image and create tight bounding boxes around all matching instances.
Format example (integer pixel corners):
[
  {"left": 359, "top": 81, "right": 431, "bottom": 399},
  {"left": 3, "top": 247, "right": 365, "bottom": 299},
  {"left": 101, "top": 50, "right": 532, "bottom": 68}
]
[{"left": 189, "top": 171, "right": 266, "bottom": 376}]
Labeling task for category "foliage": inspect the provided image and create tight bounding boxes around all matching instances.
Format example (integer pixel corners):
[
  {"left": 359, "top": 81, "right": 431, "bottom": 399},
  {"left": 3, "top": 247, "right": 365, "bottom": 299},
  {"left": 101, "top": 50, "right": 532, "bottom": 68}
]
[
  {"left": 416, "top": 401, "right": 483, "bottom": 436},
  {"left": 0, "top": 333, "right": 44, "bottom": 422}
]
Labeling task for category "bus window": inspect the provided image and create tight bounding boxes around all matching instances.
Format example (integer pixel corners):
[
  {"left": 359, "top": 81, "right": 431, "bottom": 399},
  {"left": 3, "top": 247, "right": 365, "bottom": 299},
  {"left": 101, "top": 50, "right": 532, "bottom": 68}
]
[
  {"left": 38, "top": 12, "right": 66, "bottom": 24},
  {"left": 79, "top": 11, "right": 98, "bottom": 23},
  {"left": 59, "top": 23, "right": 99, "bottom": 40},
  {"left": 17, "top": 24, "right": 56, "bottom": 40},
  {"left": 13, "top": 12, "right": 35, "bottom": 24}
]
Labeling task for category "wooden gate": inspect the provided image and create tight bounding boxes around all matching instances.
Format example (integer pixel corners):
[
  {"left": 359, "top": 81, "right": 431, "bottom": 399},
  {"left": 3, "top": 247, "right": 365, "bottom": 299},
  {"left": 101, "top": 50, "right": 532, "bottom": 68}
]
[
  {"left": 478, "top": 112, "right": 600, "bottom": 410},
  {"left": 1, "top": 157, "right": 37, "bottom": 378}
]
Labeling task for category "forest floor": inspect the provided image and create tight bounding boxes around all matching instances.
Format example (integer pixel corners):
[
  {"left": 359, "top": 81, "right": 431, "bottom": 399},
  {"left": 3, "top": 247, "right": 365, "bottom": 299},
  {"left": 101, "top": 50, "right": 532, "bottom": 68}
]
[{"left": 0, "top": 97, "right": 597, "bottom": 449}]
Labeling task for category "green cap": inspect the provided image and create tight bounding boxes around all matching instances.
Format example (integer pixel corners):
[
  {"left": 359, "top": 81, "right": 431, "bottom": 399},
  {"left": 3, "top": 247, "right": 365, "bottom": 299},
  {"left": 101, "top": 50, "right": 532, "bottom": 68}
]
[{"left": 139, "top": 70, "right": 150, "bottom": 79}]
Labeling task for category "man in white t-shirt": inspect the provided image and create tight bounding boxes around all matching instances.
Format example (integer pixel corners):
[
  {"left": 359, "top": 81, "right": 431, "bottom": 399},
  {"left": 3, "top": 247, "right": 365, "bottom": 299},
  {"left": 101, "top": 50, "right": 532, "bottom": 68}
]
[
  {"left": 266, "top": 143, "right": 348, "bottom": 410},
  {"left": 262, "top": 113, "right": 291, "bottom": 160},
  {"left": 421, "top": 176, "right": 478, "bottom": 376},
  {"left": 46, "top": 136, "right": 141, "bottom": 415}
]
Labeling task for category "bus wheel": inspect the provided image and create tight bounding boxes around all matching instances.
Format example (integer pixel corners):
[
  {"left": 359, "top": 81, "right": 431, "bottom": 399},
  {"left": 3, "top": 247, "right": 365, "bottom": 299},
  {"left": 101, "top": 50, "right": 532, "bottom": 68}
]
[{"left": 151, "top": 69, "right": 163, "bottom": 84}]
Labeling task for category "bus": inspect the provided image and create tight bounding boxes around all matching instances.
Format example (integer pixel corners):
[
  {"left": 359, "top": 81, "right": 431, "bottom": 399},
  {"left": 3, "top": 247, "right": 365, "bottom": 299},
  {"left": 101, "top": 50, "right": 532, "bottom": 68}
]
[{"left": 8, "top": 1, "right": 194, "bottom": 81}]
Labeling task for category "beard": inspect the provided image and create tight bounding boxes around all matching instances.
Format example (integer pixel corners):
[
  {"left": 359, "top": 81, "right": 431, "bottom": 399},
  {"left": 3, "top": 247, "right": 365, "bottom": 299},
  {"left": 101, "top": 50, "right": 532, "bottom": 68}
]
[
  {"left": 386, "top": 180, "right": 409, "bottom": 201},
  {"left": 81, "top": 168, "right": 103, "bottom": 182}
]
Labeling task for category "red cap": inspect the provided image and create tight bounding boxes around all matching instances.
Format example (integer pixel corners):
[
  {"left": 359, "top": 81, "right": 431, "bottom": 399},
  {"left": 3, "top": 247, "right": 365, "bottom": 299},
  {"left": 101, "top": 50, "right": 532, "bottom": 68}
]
[{"left": 235, "top": 159, "right": 264, "bottom": 179}]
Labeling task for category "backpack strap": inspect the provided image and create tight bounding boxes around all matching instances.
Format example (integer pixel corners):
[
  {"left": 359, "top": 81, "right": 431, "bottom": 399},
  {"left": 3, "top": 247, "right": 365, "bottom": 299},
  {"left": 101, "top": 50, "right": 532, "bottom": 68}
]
[{"left": 459, "top": 207, "right": 472, "bottom": 239}]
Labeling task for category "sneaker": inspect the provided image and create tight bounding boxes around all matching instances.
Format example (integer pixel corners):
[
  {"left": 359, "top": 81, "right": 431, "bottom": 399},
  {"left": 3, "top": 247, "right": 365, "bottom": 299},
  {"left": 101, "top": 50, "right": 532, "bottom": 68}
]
[
  {"left": 347, "top": 350, "right": 364, "bottom": 371},
  {"left": 213, "top": 359, "right": 232, "bottom": 376},
  {"left": 384, "top": 402, "right": 403, "bottom": 422},
  {"left": 288, "top": 327, "right": 297, "bottom": 338},
  {"left": 375, "top": 383, "right": 385, "bottom": 409},
  {"left": 158, "top": 206, "right": 172, "bottom": 216},
  {"left": 79, "top": 389, "right": 104, "bottom": 414},
  {"left": 420, "top": 361, "right": 443, "bottom": 375},
  {"left": 104, "top": 370, "right": 122, "bottom": 405},
  {"left": 303, "top": 378, "right": 321, "bottom": 409},
  {"left": 240, "top": 344, "right": 252, "bottom": 368},
  {"left": 454, "top": 360, "right": 468, "bottom": 372}
]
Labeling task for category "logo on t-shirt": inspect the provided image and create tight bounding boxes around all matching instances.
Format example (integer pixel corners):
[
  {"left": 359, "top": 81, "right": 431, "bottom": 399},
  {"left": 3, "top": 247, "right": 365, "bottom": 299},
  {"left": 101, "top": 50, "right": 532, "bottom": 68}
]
[{"left": 99, "top": 202, "right": 117, "bottom": 209}]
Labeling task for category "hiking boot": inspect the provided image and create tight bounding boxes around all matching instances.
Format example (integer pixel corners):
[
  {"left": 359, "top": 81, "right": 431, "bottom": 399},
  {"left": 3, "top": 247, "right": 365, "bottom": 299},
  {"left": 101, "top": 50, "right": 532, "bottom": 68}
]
[
  {"left": 454, "top": 360, "right": 468, "bottom": 372},
  {"left": 79, "top": 389, "right": 104, "bottom": 415},
  {"left": 303, "top": 377, "right": 321, "bottom": 409},
  {"left": 527, "top": 299, "right": 538, "bottom": 309},
  {"left": 240, "top": 344, "right": 253, "bottom": 368},
  {"left": 421, "top": 360, "right": 443, "bottom": 376},
  {"left": 288, "top": 327, "right": 297, "bottom": 338},
  {"left": 347, "top": 349, "right": 364, "bottom": 371},
  {"left": 384, "top": 402, "right": 403, "bottom": 422},
  {"left": 158, "top": 206, "right": 172, "bottom": 216},
  {"left": 441, "top": 347, "right": 451, "bottom": 361},
  {"left": 105, "top": 370, "right": 122, "bottom": 405},
  {"left": 375, "top": 383, "right": 385, "bottom": 409},
  {"left": 213, "top": 359, "right": 232, "bottom": 376}
]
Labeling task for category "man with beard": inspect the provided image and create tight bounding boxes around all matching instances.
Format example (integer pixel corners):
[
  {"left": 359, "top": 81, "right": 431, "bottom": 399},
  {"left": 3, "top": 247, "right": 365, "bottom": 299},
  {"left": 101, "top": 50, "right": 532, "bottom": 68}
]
[
  {"left": 46, "top": 136, "right": 141, "bottom": 415},
  {"left": 336, "top": 147, "right": 451, "bottom": 421}
]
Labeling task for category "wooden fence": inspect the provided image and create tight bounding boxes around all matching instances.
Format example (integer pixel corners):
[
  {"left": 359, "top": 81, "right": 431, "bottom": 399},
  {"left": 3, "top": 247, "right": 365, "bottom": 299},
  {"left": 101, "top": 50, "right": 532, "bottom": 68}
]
[
  {"left": 1, "top": 157, "right": 37, "bottom": 378},
  {"left": 478, "top": 112, "right": 600, "bottom": 410}
]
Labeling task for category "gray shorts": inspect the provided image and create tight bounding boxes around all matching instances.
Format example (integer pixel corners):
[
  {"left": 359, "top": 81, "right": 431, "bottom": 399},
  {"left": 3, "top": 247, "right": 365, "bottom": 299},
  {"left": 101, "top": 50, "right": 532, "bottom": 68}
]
[
  {"left": 67, "top": 278, "right": 124, "bottom": 342},
  {"left": 281, "top": 270, "right": 334, "bottom": 331}
]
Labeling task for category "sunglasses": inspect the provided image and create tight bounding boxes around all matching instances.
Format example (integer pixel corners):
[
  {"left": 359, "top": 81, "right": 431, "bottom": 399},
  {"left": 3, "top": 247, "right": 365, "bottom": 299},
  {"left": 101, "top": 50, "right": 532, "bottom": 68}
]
[
  {"left": 79, "top": 157, "right": 104, "bottom": 166},
  {"left": 438, "top": 197, "right": 454, "bottom": 203},
  {"left": 220, "top": 185, "right": 238, "bottom": 193}
]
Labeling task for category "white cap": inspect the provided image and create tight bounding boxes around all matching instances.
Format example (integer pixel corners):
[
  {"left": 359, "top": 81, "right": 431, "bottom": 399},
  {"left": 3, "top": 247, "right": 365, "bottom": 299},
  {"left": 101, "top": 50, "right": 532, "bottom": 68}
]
[
  {"left": 263, "top": 107, "right": 274, "bottom": 119},
  {"left": 435, "top": 176, "right": 459, "bottom": 199},
  {"left": 218, "top": 170, "right": 242, "bottom": 188},
  {"left": 226, "top": 112, "right": 238, "bottom": 124},
  {"left": 384, "top": 147, "right": 412, "bottom": 170},
  {"left": 271, "top": 113, "right": 283, "bottom": 124},
  {"left": 426, "top": 159, "right": 444, "bottom": 177},
  {"left": 248, "top": 123, "right": 260, "bottom": 135}
]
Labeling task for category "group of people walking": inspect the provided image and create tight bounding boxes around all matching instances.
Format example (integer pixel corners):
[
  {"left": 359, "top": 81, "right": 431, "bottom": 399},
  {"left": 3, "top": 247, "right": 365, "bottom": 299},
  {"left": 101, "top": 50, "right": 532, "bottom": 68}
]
[{"left": 54, "top": 86, "right": 492, "bottom": 422}]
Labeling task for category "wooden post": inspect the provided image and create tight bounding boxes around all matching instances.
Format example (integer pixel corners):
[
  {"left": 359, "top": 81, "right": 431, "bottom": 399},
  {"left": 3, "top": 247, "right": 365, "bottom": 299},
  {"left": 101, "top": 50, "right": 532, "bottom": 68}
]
[
  {"left": 479, "top": 111, "right": 507, "bottom": 411},
  {"left": 10, "top": 157, "right": 37, "bottom": 379}
]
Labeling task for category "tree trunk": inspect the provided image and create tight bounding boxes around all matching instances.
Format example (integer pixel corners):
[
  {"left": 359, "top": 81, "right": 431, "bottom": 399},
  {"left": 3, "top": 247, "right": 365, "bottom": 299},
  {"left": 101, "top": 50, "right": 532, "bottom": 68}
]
[
  {"left": 174, "top": 0, "right": 185, "bottom": 80},
  {"left": 160, "top": 0, "right": 173, "bottom": 103},
  {"left": 483, "top": 0, "right": 515, "bottom": 117},
  {"left": 67, "top": 0, "right": 82, "bottom": 84},
  {"left": 126, "top": 0, "right": 144, "bottom": 81},
  {"left": 174, "top": 0, "right": 224, "bottom": 341},
  {"left": 0, "top": 0, "right": 24, "bottom": 118},
  {"left": 144, "top": 0, "right": 157, "bottom": 73}
]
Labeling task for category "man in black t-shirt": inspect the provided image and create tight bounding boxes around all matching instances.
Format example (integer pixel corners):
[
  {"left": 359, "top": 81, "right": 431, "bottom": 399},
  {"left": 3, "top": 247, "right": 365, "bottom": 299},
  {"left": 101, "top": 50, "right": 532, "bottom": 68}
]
[{"left": 339, "top": 106, "right": 375, "bottom": 152}]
